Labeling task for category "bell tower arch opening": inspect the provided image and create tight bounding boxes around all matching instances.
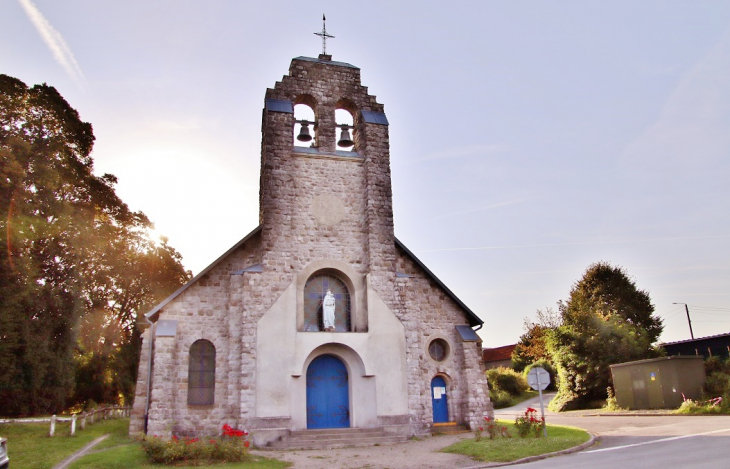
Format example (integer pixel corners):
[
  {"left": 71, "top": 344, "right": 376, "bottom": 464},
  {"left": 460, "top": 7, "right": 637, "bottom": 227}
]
[{"left": 294, "top": 95, "right": 317, "bottom": 147}]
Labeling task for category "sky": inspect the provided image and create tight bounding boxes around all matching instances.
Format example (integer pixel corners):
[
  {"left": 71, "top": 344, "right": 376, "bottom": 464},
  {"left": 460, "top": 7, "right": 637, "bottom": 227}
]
[{"left": 2, "top": 0, "right": 729, "bottom": 347}]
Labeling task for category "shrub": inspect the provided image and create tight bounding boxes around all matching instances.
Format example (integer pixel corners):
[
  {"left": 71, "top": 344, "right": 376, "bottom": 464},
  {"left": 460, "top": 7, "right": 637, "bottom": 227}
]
[
  {"left": 514, "top": 407, "right": 544, "bottom": 438},
  {"left": 705, "top": 371, "right": 730, "bottom": 398},
  {"left": 141, "top": 424, "right": 250, "bottom": 464},
  {"left": 488, "top": 389, "right": 513, "bottom": 408},
  {"left": 487, "top": 367, "right": 528, "bottom": 396},
  {"left": 604, "top": 386, "right": 624, "bottom": 411}
]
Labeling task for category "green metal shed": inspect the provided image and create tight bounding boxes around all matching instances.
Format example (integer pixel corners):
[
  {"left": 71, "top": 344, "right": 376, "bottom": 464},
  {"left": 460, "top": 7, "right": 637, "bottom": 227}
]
[{"left": 609, "top": 356, "right": 705, "bottom": 409}]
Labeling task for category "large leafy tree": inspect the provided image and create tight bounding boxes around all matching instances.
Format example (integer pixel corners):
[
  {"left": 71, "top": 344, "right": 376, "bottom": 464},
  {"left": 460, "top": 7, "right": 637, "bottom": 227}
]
[
  {"left": 511, "top": 307, "right": 561, "bottom": 372},
  {"left": 0, "top": 75, "right": 189, "bottom": 416},
  {"left": 548, "top": 262, "right": 663, "bottom": 411}
]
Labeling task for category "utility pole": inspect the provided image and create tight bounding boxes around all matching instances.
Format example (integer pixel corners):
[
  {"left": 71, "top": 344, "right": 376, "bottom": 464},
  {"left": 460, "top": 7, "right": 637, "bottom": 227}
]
[{"left": 673, "top": 302, "right": 695, "bottom": 340}]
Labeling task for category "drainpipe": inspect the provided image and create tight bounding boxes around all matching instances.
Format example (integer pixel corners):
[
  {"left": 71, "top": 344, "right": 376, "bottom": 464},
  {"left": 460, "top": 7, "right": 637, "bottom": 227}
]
[{"left": 143, "top": 315, "right": 155, "bottom": 434}]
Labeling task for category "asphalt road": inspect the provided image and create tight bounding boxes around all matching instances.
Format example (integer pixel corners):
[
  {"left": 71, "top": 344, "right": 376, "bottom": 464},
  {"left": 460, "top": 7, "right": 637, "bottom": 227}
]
[{"left": 495, "top": 394, "right": 730, "bottom": 469}]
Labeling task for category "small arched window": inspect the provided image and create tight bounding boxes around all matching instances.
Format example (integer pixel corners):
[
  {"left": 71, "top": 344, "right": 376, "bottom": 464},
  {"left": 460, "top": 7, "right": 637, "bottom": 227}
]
[
  {"left": 188, "top": 340, "right": 215, "bottom": 405},
  {"left": 304, "top": 272, "right": 351, "bottom": 332}
]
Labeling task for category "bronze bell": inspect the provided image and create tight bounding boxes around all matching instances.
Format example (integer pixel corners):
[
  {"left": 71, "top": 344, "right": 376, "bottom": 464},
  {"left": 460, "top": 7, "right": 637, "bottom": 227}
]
[
  {"left": 337, "top": 124, "right": 354, "bottom": 148},
  {"left": 297, "top": 121, "right": 312, "bottom": 142}
]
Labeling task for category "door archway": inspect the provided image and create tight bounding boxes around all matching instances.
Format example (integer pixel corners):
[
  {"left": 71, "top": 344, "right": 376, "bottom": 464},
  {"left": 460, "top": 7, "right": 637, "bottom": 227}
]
[
  {"left": 431, "top": 376, "right": 449, "bottom": 423},
  {"left": 306, "top": 355, "right": 350, "bottom": 429}
]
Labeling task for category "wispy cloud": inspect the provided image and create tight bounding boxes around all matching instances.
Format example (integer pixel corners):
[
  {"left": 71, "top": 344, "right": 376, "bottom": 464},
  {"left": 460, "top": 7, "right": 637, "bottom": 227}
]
[
  {"left": 18, "top": 0, "right": 86, "bottom": 86},
  {"left": 415, "top": 234, "right": 730, "bottom": 254}
]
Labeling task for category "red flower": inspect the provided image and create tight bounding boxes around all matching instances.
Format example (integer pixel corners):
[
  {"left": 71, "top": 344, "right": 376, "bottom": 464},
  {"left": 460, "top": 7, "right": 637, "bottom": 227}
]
[
  {"left": 244, "top": 440, "right": 250, "bottom": 448},
  {"left": 209, "top": 439, "right": 216, "bottom": 444},
  {"left": 526, "top": 407, "right": 536, "bottom": 413},
  {"left": 479, "top": 426, "right": 484, "bottom": 431}
]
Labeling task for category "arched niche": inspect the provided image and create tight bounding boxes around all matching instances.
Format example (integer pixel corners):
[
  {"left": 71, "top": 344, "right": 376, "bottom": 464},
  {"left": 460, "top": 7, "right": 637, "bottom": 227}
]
[
  {"left": 296, "top": 260, "right": 367, "bottom": 332},
  {"left": 303, "top": 271, "right": 351, "bottom": 332}
]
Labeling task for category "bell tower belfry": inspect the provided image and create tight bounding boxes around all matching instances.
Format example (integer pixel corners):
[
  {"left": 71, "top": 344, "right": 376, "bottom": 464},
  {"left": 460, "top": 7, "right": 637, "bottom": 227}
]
[{"left": 259, "top": 55, "right": 396, "bottom": 303}]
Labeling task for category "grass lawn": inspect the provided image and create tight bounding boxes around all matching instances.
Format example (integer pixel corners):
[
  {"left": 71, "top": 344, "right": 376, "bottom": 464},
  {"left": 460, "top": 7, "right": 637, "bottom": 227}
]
[
  {"left": 2, "top": 417, "right": 289, "bottom": 469},
  {"left": 69, "top": 444, "right": 290, "bottom": 469},
  {"left": 442, "top": 420, "right": 590, "bottom": 463},
  {"left": 0, "top": 417, "right": 130, "bottom": 469}
]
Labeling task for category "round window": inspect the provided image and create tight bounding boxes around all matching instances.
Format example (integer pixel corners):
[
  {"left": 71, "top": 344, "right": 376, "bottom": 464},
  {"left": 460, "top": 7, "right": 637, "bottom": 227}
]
[{"left": 428, "top": 339, "right": 449, "bottom": 362}]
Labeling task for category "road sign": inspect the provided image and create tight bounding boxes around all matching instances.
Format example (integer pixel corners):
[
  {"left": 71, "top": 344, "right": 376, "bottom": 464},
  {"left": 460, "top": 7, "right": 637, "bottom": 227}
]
[
  {"left": 527, "top": 367, "right": 551, "bottom": 391},
  {"left": 526, "top": 367, "right": 550, "bottom": 437}
]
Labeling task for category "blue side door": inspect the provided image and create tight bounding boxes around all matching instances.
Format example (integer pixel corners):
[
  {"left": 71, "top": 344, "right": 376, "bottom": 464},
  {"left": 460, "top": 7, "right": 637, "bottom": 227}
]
[
  {"left": 431, "top": 376, "right": 448, "bottom": 423},
  {"left": 306, "top": 355, "right": 350, "bottom": 429}
]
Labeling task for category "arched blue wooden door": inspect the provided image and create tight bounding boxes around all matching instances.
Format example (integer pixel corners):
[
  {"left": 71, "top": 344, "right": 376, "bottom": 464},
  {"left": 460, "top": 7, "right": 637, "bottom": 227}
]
[
  {"left": 306, "top": 355, "right": 350, "bottom": 429},
  {"left": 431, "top": 376, "right": 448, "bottom": 423}
]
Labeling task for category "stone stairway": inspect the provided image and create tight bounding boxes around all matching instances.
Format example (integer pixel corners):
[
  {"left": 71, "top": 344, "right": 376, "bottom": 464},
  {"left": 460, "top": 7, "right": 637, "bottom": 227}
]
[{"left": 264, "top": 427, "right": 409, "bottom": 450}]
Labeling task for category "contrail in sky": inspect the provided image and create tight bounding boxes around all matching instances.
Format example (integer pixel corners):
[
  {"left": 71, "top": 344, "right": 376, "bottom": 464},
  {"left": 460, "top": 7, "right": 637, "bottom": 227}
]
[{"left": 18, "top": 0, "right": 86, "bottom": 86}]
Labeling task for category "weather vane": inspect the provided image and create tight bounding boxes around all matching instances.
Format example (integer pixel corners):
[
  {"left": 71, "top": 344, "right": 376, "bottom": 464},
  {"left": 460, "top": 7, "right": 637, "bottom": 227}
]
[{"left": 314, "top": 14, "right": 334, "bottom": 55}]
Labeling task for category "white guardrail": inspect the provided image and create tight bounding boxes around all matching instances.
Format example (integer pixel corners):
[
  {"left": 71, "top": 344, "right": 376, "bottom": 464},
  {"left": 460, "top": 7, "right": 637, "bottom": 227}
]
[{"left": 0, "top": 406, "right": 131, "bottom": 436}]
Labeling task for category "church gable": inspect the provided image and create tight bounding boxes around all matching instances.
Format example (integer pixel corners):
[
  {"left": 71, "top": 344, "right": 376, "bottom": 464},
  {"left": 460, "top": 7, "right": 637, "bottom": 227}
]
[
  {"left": 131, "top": 51, "right": 492, "bottom": 442},
  {"left": 146, "top": 227, "right": 262, "bottom": 321}
]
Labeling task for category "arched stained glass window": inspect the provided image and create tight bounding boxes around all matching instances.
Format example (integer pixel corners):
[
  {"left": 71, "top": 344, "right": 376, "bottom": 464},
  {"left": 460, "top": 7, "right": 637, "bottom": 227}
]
[
  {"left": 188, "top": 340, "right": 215, "bottom": 405},
  {"left": 304, "top": 273, "right": 351, "bottom": 332}
]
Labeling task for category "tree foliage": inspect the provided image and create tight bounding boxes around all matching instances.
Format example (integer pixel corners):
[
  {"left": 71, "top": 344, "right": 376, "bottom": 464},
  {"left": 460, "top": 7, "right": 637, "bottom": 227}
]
[
  {"left": 548, "top": 262, "right": 663, "bottom": 411},
  {"left": 0, "top": 74, "right": 190, "bottom": 416},
  {"left": 512, "top": 307, "right": 560, "bottom": 372}
]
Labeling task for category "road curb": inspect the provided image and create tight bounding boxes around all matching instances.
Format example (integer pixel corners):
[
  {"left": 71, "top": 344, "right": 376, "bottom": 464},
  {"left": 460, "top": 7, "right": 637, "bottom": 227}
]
[
  {"left": 53, "top": 434, "right": 109, "bottom": 469},
  {"left": 463, "top": 432, "right": 598, "bottom": 468}
]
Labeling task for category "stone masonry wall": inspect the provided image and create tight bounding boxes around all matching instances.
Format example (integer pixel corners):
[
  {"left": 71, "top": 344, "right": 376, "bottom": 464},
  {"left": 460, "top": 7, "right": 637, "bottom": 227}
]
[
  {"left": 143, "top": 232, "right": 262, "bottom": 437},
  {"left": 395, "top": 245, "right": 492, "bottom": 433}
]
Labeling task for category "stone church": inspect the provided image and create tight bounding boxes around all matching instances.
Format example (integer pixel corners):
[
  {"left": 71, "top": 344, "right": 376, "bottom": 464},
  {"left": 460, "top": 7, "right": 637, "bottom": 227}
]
[{"left": 130, "top": 53, "right": 492, "bottom": 446}]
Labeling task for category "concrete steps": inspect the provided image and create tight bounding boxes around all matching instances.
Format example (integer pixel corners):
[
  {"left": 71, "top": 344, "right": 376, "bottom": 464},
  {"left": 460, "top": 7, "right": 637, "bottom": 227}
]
[
  {"left": 431, "top": 422, "right": 470, "bottom": 435},
  {"left": 264, "top": 427, "right": 408, "bottom": 450}
]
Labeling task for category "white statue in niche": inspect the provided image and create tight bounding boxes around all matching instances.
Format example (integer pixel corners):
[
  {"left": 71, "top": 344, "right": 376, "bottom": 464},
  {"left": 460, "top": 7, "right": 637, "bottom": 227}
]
[{"left": 323, "top": 289, "right": 336, "bottom": 331}]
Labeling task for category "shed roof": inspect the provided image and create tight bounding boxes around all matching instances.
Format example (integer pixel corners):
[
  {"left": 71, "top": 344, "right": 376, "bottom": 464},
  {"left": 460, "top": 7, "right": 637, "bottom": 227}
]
[{"left": 659, "top": 331, "right": 730, "bottom": 346}]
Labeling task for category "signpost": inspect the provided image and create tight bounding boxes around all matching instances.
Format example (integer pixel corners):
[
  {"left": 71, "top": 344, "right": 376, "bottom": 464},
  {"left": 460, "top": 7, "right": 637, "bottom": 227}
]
[{"left": 527, "top": 367, "right": 550, "bottom": 437}]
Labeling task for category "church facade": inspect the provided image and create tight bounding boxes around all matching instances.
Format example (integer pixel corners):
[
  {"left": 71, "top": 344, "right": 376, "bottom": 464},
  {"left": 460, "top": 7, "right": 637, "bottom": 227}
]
[{"left": 129, "top": 54, "right": 492, "bottom": 445}]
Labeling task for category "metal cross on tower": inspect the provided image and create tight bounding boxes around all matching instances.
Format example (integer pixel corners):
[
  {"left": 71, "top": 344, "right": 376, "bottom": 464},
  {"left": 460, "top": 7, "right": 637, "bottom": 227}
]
[{"left": 314, "top": 14, "right": 334, "bottom": 55}]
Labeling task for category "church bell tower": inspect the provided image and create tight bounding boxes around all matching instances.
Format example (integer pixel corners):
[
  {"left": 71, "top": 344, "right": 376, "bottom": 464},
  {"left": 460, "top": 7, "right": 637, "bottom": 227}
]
[{"left": 258, "top": 54, "right": 397, "bottom": 305}]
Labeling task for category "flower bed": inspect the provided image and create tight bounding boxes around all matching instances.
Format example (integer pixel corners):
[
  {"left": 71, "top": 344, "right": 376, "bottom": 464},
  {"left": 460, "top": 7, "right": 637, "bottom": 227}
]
[{"left": 141, "top": 424, "right": 250, "bottom": 464}]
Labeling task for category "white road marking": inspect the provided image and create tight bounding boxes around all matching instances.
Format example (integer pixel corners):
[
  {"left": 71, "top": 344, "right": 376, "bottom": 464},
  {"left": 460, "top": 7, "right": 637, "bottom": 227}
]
[{"left": 584, "top": 428, "right": 730, "bottom": 454}]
